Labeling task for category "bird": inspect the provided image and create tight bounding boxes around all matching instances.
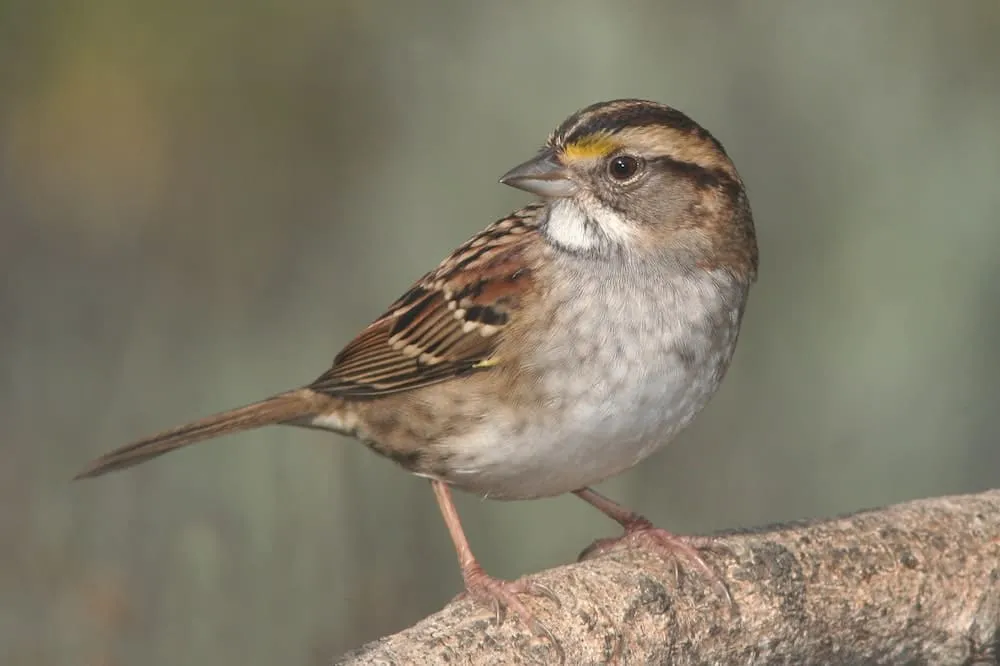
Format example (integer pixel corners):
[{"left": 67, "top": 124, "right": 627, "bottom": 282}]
[{"left": 76, "top": 99, "right": 757, "bottom": 638}]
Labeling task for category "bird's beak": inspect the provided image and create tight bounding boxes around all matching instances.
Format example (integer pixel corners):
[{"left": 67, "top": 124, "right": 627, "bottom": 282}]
[{"left": 499, "top": 149, "right": 578, "bottom": 198}]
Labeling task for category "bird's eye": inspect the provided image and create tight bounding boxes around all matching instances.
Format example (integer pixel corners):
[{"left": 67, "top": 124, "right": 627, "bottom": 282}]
[{"left": 608, "top": 155, "right": 640, "bottom": 181}]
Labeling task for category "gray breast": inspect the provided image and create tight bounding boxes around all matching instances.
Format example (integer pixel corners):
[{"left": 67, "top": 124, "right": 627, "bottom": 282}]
[
  {"left": 535, "top": 260, "right": 742, "bottom": 434},
  {"left": 446, "top": 257, "right": 748, "bottom": 500}
]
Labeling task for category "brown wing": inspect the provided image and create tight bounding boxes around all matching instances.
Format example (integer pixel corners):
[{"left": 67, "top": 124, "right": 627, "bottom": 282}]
[{"left": 308, "top": 204, "right": 543, "bottom": 399}]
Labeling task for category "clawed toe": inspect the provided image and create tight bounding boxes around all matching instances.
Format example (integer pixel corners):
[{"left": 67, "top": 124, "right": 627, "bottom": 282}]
[
  {"left": 571, "top": 488, "right": 734, "bottom": 608},
  {"left": 580, "top": 526, "right": 733, "bottom": 606},
  {"left": 641, "top": 529, "right": 732, "bottom": 605},
  {"left": 518, "top": 580, "right": 561, "bottom": 608},
  {"left": 457, "top": 566, "right": 564, "bottom": 659}
]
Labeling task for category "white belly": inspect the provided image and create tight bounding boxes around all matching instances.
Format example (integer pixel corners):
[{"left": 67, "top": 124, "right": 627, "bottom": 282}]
[{"left": 444, "top": 265, "right": 744, "bottom": 500}]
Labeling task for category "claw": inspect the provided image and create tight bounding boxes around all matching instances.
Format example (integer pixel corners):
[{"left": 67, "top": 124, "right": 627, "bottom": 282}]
[
  {"left": 491, "top": 597, "right": 504, "bottom": 625},
  {"left": 457, "top": 567, "right": 565, "bottom": 661},
  {"left": 582, "top": 527, "right": 734, "bottom": 608},
  {"left": 522, "top": 580, "right": 561, "bottom": 608}
]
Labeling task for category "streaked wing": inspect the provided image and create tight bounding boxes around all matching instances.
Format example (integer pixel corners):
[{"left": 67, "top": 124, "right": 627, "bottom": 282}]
[{"left": 309, "top": 204, "right": 544, "bottom": 398}]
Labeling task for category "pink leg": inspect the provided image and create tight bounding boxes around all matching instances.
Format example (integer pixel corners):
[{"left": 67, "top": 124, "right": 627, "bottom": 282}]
[
  {"left": 431, "top": 481, "right": 562, "bottom": 646},
  {"left": 573, "top": 487, "right": 732, "bottom": 603}
]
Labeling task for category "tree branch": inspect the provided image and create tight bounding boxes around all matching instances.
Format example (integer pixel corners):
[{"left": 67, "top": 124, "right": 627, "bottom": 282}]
[{"left": 335, "top": 490, "right": 1000, "bottom": 665}]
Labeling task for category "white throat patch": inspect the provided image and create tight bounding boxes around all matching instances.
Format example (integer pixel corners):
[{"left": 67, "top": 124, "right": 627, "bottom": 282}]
[{"left": 544, "top": 198, "right": 635, "bottom": 252}]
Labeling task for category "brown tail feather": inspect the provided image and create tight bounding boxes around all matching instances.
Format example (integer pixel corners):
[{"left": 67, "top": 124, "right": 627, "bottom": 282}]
[{"left": 74, "top": 390, "right": 321, "bottom": 479}]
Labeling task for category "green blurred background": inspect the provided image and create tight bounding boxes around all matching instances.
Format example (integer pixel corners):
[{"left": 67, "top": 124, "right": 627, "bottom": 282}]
[{"left": 2, "top": 1, "right": 999, "bottom": 664}]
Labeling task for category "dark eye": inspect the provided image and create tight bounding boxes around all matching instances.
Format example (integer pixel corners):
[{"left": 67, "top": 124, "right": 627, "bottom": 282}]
[{"left": 608, "top": 155, "right": 640, "bottom": 181}]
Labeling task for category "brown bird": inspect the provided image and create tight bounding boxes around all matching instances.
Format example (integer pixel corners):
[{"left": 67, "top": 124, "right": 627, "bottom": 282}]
[{"left": 77, "top": 99, "right": 757, "bottom": 637}]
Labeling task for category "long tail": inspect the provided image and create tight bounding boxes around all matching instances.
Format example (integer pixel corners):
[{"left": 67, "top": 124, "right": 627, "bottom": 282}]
[{"left": 74, "top": 389, "right": 323, "bottom": 479}]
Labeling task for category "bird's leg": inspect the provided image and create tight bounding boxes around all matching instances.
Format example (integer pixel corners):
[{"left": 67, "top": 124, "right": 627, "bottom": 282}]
[
  {"left": 573, "top": 487, "right": 731, "bottom": 603},
  {"left": 431, "top": 481, "right": 561, "bottom": 643}
]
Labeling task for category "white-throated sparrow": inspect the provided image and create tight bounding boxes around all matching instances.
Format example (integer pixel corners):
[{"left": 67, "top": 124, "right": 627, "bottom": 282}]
[{"left": 77, "top": 99, "right": 758, "bottom": 639}]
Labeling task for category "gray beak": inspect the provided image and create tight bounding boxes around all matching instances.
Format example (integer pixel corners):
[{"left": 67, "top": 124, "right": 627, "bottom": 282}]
[{"left": 499, "top": 150, "right": 578, "bottom": 198}]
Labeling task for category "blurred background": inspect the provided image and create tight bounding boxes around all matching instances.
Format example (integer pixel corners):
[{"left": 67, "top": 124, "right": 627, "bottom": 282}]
[{"left": 2, "top": 1, "right": 999, "bottom": 664}]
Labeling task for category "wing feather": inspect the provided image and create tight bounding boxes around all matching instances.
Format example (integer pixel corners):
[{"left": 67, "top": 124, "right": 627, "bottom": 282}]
[{"left": 308, "top": 204, "right": 543, "bottom": 399}]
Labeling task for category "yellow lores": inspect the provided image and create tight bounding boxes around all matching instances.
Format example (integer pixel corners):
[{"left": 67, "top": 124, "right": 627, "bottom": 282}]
[{"left": 561, "top": 133, "right": 620, "bottom": 161}]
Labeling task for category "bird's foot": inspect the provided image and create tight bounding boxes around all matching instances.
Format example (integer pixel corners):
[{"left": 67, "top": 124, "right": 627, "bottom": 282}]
[
  {"left": 580, "top": 517, "right": 733, "bottom": 605},
  {"left": 455, "top": 564, "right": 563, "bottom": 659}
]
